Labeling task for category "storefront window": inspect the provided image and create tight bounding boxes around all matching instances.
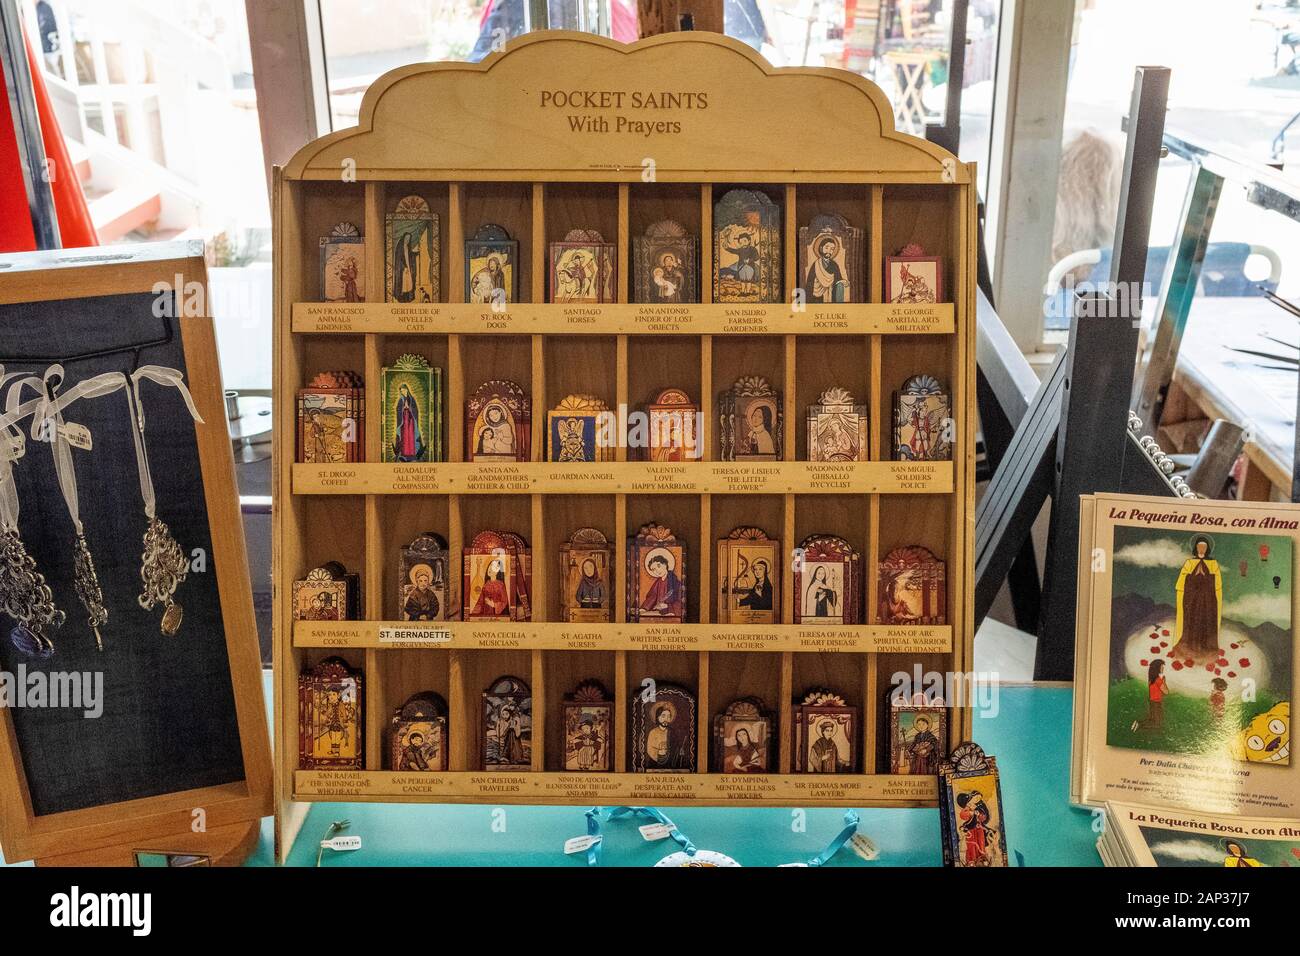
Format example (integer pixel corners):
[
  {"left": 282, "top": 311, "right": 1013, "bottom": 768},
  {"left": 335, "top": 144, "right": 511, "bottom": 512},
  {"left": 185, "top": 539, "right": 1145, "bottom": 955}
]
[{"left": 21, "top": 0, "right": 272, "bottom": 390}]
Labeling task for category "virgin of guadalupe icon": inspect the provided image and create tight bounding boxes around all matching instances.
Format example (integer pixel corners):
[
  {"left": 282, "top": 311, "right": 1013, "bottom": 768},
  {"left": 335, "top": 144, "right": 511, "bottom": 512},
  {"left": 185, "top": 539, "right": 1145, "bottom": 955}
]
[{"left": 1174, "top": 534, "right": 1222, "bottom": 655}]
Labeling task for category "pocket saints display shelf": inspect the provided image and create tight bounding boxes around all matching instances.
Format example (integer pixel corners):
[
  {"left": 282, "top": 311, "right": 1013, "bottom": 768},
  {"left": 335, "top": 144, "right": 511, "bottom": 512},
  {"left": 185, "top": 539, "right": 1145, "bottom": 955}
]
[{"left": 273, "top": 32, "right": 975, "bottom": 859}]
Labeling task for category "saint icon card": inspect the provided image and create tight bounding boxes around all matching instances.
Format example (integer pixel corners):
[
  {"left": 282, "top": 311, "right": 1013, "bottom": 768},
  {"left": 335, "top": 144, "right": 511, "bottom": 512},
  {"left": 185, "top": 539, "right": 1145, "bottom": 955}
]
[
  {"left": 645, "top": 388, "right": 701, "bottom": 461},
  {"left": 482, "top": 675, "right": 532, "bottom": 771},
  {"left": 890, "top": 703, "right": 948, "bottom": 775},
  {"left": 799, "top": 213, "right": 863, "bottom": 304},
  {"left": 399, "top": 532, "right": 448, "bottom": 621},
  {"left": 319, "top": 222, "right": 364, "bottom": 302},
  {"left": 633, "top": 219, "right": 697, "bottom": 303},
  {"left": 716, "top": 526, "right": 779, "bottom": 625},
  {"left": 718, "top": 375, "right": 782, "bottom": 461},
  {"left": 893, "top": 374, "right": 952, "bottom": 461},
  {"left": 389, "top": 691, "right": 448, "bottom": 772},
  {"left": 562, "top": 680, "right": 612, "bottom": 772},
  {"left": 549, "top": 229, "right": 615, "bottom": 303},
  {"left": 385, "top": 194, "right": 439, "bottom": 303},
  {"left": 463, "top": 530, "right": 532, "bottom": 622},
  {"left": 713, "top": 698, "right": 772, "bottom": 773},
  {"left": 713, "top": 188, "right": 781, "bottom": 303},
  {"left": 631, "top": 682, "right": 697, "bottom": 772},
  {"left": 807, "top": 386, "right": 868, "bottom": 462},
  {"left": 560, "top": 527, "right": 612, "bottom": 623},
  {"left": 938, "top": 742, "right": 1007, "bottom": 867},
  {"left": 885, "top": 243, "right": 943, "bottom": 303},
  {"left": 794, "top": 534, "right": 862, "bottom": 625},
  {"left": 628, "top": 523, "right": 686, "bottom": 623},
  {"left": 381, "top": 353, "right": 442, "bottom": 462},
  {"left": 794, "top": 689, "right": 856, "bottom": 773},
  {"left": 466, "top": 380, "right": 531, "bottom": 462},
  {"left": 465, "top": 223, "right": 518, "bottom": 305},
  {"left": 299, "top": 657, "right": 363, "bottom": 769},
  {"left": 547, "top": 393, "right": 613, "bottom": 462},
  {"left": 879, "top": 545, "right": 947, "bottom": 625}
]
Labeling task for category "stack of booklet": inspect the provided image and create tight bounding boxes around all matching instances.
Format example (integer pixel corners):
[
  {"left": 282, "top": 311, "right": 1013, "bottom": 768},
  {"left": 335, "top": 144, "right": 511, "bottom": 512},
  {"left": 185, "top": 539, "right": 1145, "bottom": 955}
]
[
  {"left": 1097, "top": 802, "right": 1300, "bottom": 867},
  {"left": 1072, "top": 495, "right": 1297, "bottom": 866}
]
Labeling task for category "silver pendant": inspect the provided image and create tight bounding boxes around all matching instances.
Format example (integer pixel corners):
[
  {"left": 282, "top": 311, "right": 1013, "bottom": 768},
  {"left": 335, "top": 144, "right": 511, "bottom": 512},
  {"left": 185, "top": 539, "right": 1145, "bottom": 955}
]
[
  {"left": 72, "top": 532, "right": 108, "bottom": 650},
  {"left": 0, "top": 527, "right": 64, "bottom": 658},
  {"left": 139, "top": 516, "right": 188, "bottom": 636}
]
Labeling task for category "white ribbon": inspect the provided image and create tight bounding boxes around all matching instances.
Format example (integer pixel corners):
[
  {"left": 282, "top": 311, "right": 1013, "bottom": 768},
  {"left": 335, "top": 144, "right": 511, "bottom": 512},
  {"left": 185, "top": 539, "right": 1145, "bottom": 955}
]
[{"left": 128, "top": 365, "right": 204, "bottom": 520}]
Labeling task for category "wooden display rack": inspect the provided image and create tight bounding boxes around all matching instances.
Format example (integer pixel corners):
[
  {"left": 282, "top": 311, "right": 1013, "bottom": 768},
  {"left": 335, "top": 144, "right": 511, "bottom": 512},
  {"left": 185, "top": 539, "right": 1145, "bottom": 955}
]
[{"left": 273, "top": 32, "right": 975, "bottom": 859}]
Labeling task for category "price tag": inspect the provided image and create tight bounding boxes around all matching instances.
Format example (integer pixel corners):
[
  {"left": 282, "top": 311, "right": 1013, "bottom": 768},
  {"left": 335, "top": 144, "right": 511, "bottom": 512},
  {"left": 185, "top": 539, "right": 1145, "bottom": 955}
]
[
  {"left": 639, "top": 821, "right": 677, "bottom": 841},
  {"left": 59, "top": 422, "right": 92, "bottom": 451},
  {"left": 320, "top": 835, "right": 362, "bottom": 851},
  {"left": 564, "top": 834, "right": 602, "bottom": 855},
  {"left": 848, "top": 833, "right": 879, "bottom": 861}
]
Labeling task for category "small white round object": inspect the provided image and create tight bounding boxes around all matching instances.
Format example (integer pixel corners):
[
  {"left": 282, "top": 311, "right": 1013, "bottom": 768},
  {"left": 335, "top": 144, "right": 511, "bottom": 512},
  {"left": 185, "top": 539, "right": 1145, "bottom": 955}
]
[{"left": 655, "top": 849, "right": 740, "bottom": 867}]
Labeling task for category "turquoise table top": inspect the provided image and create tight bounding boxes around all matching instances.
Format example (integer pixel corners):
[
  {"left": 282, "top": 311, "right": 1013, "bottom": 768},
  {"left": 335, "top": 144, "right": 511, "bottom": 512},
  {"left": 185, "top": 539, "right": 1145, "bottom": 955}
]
[
  {"left": 3, "top": 679, "right": 1099, "bottom": 867},
  {"left": 265, "top": 682, "right": 1101, "bottom": 867}
]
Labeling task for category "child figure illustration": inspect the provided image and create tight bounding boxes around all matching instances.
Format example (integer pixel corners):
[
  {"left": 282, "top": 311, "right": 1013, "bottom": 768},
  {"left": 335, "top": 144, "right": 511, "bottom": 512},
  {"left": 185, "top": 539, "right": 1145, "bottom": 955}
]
[{"left": 1131, "top": 658, "right": 1169, "bottom": 733}]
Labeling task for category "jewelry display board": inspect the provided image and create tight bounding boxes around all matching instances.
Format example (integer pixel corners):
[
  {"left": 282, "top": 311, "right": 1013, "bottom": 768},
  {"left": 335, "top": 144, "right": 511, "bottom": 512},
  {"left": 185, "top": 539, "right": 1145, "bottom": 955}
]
[
  {"left": 274, "top": 32, "right": 975, "bottom": 859},
  {"left": 0, "top": 242, "right": 271, "bottom": 865}
]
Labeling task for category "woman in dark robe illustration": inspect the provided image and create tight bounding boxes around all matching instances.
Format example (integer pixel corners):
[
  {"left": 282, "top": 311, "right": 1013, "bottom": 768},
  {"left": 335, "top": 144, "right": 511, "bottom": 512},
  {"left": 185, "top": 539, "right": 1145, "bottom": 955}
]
[
  {"left": 1174, "top": 534, "right": 1221, "bottom": 656},
  {"left": 393, "top": 382, "right": 423, "bottom": 460},
  {"left": 746, "top": 404, "right": 775, "bottom": 456},
  {"left": 575, "top": 558, "right": 605, "bottom": 609},
  {"left": 393, "top": 230, "right": 420, "bottom": 302},
  {"left": 805, "top": 565, "right": 838, "bottom": 618},
  {"left": 472, "top": 557, "right": 510, "bottom": 617},
  {"left": 737, "top": 558, "right": 773, "bottom": 611}
]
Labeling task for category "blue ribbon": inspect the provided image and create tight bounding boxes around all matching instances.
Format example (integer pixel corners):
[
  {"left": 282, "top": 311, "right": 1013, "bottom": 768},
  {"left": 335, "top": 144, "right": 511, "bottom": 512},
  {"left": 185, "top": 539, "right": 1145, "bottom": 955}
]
[
  {"left": 805, "top": 809, "right": 862, "bottom": 867},
  {"left": 580, "top": 806, "right": 697, "bottom": 865}
]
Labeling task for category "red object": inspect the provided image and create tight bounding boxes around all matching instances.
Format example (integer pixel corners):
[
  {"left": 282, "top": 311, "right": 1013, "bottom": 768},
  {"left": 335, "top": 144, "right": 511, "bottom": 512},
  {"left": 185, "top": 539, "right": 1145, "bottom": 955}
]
[
  {"left": 1260, "top": 544, "right": 1270, "bottom": 562},
  {"left": 0, "top": 29, "right": 97, "bottom": 251}
]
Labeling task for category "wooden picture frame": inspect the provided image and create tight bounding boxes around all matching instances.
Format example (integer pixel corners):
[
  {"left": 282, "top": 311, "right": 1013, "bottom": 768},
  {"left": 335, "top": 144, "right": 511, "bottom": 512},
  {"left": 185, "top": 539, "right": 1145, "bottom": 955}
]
[
  {"left": 885, "top": 243, "right": 943, "bottom": 304},
  {"left": 381, "top": 353, "right": 442, "bottom": 463},
  {"left": 549, "top": 228, "right": 616, "bottom": 303},
  {"left": 798, "top": 213, "right": 864, "bottom": 304},
  {"left": 298, "top": 656, "right": 364, "bottom": 770},
  {"left": 466, "top": 379, "right": 531, "bottom": 462},
  {"left": 889, "top": 703, "right": 948, "bottom": 775},
  {"left": 631, "top": 683, "right": 697, "bottom": 772},
  {"left": 878, "top": 545, "right": 947, "bottom": 625},
  {"left": 627, "top": 523, "right": 686, "bottom": 623},
  {"left": 0, "top": 243, "right": 270, "bottom": 865},
  {"left": 399, "top": 532, "right": 449, "bottom": 622},
  {"left": 645, "top": 387, "right": 701, "bottom": 462},
  {"left": 463, "top": 530, "right": 532, "bottom": 622},
  {"left": 793, "top": 689, "right": 857, "bottom": 773},
  {"left": 793, "top": 534, "right": 862, "bottom": 625},
  {"left": 319, "top": 221, "right": 365, "bottom": 302},
  {"left": 465, "top": 223, "right": 518, "bottom": 305},
  {"left": 482, "top": 675, "right": 532, "bottom": 771},
  {"left": 807, "top": 386, "right": 868, "bottom": 462},
  {"left": 718, "top": 375, "right": 783, "bottom": 462},
  {"left": 546, "top": 393, "right": 613, "bottom": 462},
  {"left": 633, "top": 219, "right": 698, "bottom": 304},
  {"left": 893, "top": 373, "right": 952, "bottom": 462},
  {"left": 938, "top": 742, "right": 1008, "bottom": 867},
  {"left": 561, "top": 679, "right": 613, "bottom": 772},
  {"left": 385, "top": 195, "right": 440, "bottom": 303},
  {"left": 713, "top": 188, "right": 781, "bottom": 303},
  {"left": 559, "top": 527, "right": 612, "bottom": 623},
  {"left": 713, "top": 697, "right": 772, "bottom": 773},
  {"left": 716, "top": 526, "right": 779, "bottom": 625},
  {"left": 389, "top": 691, "right": 448, "bottom": 772}
]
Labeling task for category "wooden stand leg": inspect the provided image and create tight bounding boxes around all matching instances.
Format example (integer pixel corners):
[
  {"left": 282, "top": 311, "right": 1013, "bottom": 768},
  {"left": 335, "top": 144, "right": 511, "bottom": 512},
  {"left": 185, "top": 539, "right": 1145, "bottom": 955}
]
[{"left": 34, "top": 819, "right": 262, "bottom": 868}]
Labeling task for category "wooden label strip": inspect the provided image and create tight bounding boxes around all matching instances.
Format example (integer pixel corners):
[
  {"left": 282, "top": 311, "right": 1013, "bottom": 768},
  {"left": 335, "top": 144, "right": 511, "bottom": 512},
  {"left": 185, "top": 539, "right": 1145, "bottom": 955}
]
[
  {"left": 291, "top": 460, "right": 953, "bottom": 495},
  {"left": 292, "top": 301, "right": 954, "bottom": 335}
]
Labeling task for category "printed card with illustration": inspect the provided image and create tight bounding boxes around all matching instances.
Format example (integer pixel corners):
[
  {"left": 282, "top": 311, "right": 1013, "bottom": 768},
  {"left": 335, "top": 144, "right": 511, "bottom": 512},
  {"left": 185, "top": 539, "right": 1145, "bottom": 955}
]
[
  {"left": 1103, "top": 802, "right": 1300, "bottom": 867},
  {"left": 1073, "top": 494, "right": 1298, "bottom": 817}
]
